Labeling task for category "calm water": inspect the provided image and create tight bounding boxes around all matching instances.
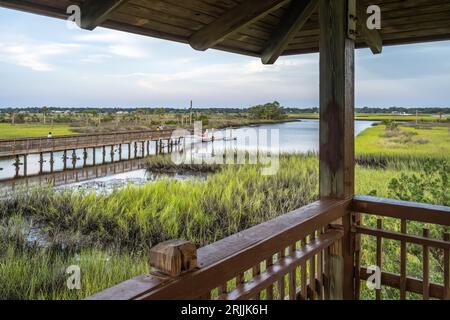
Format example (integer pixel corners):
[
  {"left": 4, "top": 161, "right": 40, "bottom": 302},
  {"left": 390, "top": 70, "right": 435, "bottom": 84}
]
[
  {"left": 0, "top": 120, "right": 376, "bottom": 190},
  {"left": 215, "top": 119, "right": 374, "bottom": 153}
]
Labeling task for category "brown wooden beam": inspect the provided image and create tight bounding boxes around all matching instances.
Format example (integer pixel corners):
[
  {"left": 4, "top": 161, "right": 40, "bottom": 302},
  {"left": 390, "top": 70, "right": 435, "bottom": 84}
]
[
  {"left": 80, "top": 0, "right": 128, "bottom": 30},
  {"left": 262, "top": 0, "right": 318, "bottom": 64},
  {"left": 189, "top": 0, "right": 288, "bottom": 51},
  {"left": 357, "top": 2, "right": 382, "bottom": 54}
]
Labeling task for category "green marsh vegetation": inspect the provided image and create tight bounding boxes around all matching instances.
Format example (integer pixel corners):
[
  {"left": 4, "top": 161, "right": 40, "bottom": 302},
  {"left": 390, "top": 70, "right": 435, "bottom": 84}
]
[{"left": 1, "top": 120, "right": 449, "bottom": 299}]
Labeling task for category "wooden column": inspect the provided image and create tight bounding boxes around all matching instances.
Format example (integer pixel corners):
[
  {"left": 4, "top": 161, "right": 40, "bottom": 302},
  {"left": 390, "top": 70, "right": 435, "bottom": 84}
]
[
  {"left": 39, "top": 153, "right": 44, "bottom": 174},
  {"left": 23, "top": 154, "right": 28, "bottom": 177},
  {"left": 102, "top": 146, "right": 106, "bottom": 163},
  {"left": 319, "top": 0, "right": 355, "bottom": 300},
  {"left": 83, "top": 148, "right": 88, "bottom": 167},
  {"left": 63, "top": 150, "right": 67, "bottom": 170},
  {"left": 72, "top": 150, "right": 77, "bottom": 170},
  {"left": 110, "top": 145, "right": 115, "bottom": 163},
  {"left": 50, "top": 152, "right": 54, "bottom": 173},
  {"left": 93, "top": 147, "right": 96, "bottom": 166}
]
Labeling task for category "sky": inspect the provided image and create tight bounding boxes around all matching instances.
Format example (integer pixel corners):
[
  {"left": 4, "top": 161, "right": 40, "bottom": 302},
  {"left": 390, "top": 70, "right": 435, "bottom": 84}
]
[{"left": 1, "top": 8, "right": 450, "bottom": 109}]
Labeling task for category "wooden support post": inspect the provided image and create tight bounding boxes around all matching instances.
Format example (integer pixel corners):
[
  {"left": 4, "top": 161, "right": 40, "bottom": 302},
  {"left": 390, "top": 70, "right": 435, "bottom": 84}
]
[
  {"left": 159, "top": 139, "right": 163, "bottom": 154},
  {"left": 72, "top": 150, "right": 77, "bottom": 170},
  {"left": 119, "top": 144, "right": 122, "bottom": 161},
  {"left": 14, "top": 155, "right": 20, "bottom": 178},
  {"left": 150, "top": 240, "right": 197, "bottom": 277},
  {"left": 102, "top": 146, "right": 106, "bottom": 163},
  {"left": 39, "top": 152, "right": 44, "bottom": 174},
  {"left": 319, "top": 0, "right": 355, "bottom": 300},
  {"left": 93, "top": 147, "right": 96, "bottom": 166},
  {"left": 155, "top": 140, "right": 159, "bottom": 155},
  {"left": 50, "top": 152, "right": 54, "bottom": 173},
  {"left": 62, "top": 150, "right": 67, "bottom": 170},
  {"left": 142, "top": 141, "right": 145, "bottom": 158},
  {"left": 110, "top": 145, "right": 115, "bottom": 163},
  {"left": 83, "top": 148, "right": 88, "bottom": 166},
  {"left": 128, "top": 143, "right": 131, "bottom": 160},
  {"left": 147, "top": 141, "right": 150, "bottom": 156},
  {"left": 23, "top": 154, "right": 27, "bottom": 177},
  {"left": 134, "top": 142, "right": 138, "bottom": 159}
]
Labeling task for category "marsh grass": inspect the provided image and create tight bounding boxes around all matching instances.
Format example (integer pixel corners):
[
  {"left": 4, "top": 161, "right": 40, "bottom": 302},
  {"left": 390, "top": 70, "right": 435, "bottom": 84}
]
[{"left": 1, "top": 153, "right": 448, "bottom": 300}]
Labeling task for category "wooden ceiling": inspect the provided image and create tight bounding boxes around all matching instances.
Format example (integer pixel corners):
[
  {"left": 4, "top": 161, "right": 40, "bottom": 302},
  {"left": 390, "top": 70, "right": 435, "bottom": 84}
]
[{"left": 1, "top": 0, "right": 450, "bottom": 63}]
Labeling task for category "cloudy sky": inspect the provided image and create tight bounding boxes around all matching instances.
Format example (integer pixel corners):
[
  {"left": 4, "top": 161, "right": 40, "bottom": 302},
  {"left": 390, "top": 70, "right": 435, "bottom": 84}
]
[{"left": 1, "top": 8, "right": 450, "bottom": 109}]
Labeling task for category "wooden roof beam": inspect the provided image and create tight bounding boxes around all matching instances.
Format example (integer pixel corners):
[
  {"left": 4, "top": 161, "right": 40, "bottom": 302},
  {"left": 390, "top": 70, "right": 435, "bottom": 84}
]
[
  {"left": 189, "top": 0, "right": 289, "bottom": 51},
  {"left": 80, "top": 0, "right": 128, "bottom": 31},
  {"left": 357, "top": 3, "right": 382, "bottom": 54},
  {"left": 262, "top": 0, "right": 318, "bottom": 64}
]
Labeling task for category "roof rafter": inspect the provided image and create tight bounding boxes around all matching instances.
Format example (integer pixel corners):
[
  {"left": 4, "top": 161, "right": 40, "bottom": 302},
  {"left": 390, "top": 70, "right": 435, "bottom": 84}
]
[
  {"left": 80, "top": 0, "right": 128, "bottom": 31},
  {"left": 189, "top": 0, "right": 289, "bottom": 51},
  {"left": 262, "top": 0, "right": 318, "bottom": 64}
]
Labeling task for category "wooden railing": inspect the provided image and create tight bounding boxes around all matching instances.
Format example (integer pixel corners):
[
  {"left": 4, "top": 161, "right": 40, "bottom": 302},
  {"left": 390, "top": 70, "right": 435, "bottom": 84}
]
[
  {"left": 89, "top": 198, "right": 351, "bottom": 300},
  {"left": 0, "top": 129, "right": 177, "bottom": 157},
  {"left": 89, "top": 196, "right": 450, "bottom": 300},
  {"left": 352, "top": 195, "right": 450, "bottom": 300}
]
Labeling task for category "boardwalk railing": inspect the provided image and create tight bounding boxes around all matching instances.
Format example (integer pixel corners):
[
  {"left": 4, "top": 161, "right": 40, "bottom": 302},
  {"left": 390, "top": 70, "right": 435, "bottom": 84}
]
[
  {"left": 352, "top": 195, "right": 450, "bottom": 300},
  {"left": 0, "top": 129, "right": 177, "bottom": 157},
  {"left": 89, "top": 196, "right": 450, "bottom": 300},
  {"left": 89, "top": 199, "right": 350, "bottom": 300}
]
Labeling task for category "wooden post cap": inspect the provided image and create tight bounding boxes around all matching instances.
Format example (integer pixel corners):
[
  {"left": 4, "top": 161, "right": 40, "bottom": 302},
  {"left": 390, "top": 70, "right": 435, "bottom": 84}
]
[{"left": 150, "top": 240, "right": 197, "bottom": 277}]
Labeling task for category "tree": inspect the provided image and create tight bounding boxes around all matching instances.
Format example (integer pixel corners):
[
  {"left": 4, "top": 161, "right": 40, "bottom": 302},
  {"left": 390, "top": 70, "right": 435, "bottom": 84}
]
[{"left": 249, "top": 101, "right": 286, "bottom": 120}]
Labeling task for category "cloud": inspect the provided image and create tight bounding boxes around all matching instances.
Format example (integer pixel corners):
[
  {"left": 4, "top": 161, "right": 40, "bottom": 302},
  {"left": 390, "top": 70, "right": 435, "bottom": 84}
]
[
  {"left": 0, "top": 41, "right": 80, "bottom": 71},
  {"left": 74, "top": 30, "right": 149, "bottom": 58}
]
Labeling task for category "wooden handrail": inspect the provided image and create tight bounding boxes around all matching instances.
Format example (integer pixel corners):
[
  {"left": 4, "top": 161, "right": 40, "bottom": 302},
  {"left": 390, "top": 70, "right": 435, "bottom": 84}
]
[
  {"left": 88, "top": 198, "right": 350, "bottom": 300},
  {"left": 352, "top": 195, "right": 450, "bottom": 226},
  {"left": 0, "top": 128, "right": 177, "bottom": 143}
]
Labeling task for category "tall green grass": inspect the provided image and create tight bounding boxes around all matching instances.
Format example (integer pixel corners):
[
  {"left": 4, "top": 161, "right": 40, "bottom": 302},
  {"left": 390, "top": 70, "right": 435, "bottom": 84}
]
[{"left": 1, "top": 153, "right": 447, "bottom": 300}]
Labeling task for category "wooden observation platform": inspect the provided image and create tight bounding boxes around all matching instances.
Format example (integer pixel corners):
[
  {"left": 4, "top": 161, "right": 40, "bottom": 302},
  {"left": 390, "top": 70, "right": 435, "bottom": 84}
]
[{"left": 0, "top": 0, "right": 449, "bottom": 300}]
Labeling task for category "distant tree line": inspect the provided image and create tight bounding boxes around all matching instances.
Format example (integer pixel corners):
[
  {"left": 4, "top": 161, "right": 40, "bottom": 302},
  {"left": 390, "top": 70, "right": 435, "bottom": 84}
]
[{"left": 0, "top": 106, "right": 449, "bottom": 115}]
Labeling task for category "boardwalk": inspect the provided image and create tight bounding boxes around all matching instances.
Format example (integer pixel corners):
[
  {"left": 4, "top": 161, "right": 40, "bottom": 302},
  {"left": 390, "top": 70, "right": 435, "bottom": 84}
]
[
  {"left": 0, "top": 129, "right": 177, "bottom": 158},
  {"left": 0, "top": 129, "right": 189, "bottom": 180}
]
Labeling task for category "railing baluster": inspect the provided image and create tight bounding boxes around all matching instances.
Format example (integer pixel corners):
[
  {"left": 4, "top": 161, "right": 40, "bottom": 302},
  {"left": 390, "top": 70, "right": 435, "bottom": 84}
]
[
  {"left": 309, "top": 232, "right": 316, "bottom": 299},
  {"left": 288, "top": 244, "right": 297, "bottom": 300},
  {"left": 277, "top": 250, "right": 285, "bottom": 300},
  {"left": 400, "top": 219, "right": 407, "bottom": 300},
  {"left": 376, "top": 218, "right": 383, "bottom": 300},
  {"left": 444, "top": 232, "right": 449, "bottom": 300},
  {"left": 218, "top": 283, "right": 228, "bottom": 298},
  {"left": 317, "top": 244, "right": 324, "bottom": 300},
  {"left": 265, "top": 257, "right": 274, "bottom": 300},
  {"left": 252, "top": 264, "right": 261, "bottom": 300},
  {"left": 422, "top": 228, "right": 430, "bottom": 300},
  {"left": 353, "top": 213, "right": 362, "bottom": 300},
  {"left": 300, "top": 237, "right": 307, "bottom": 300}
]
